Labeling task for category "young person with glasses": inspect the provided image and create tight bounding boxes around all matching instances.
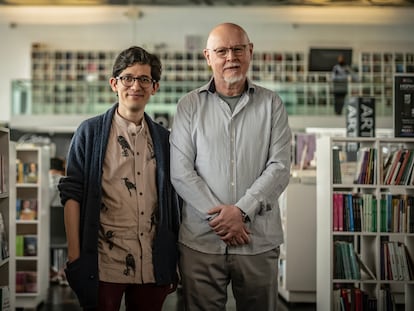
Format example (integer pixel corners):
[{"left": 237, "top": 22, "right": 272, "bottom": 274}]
[
  {"left": 170, "top": 23, "right": 292, "bottom": 310},
  {"left": 59, "top": 46, "right": 181, "bottom": 311}
]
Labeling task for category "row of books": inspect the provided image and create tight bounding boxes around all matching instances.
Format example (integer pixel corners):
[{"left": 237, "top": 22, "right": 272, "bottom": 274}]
[
  {"left": 16, "top": 235, "right": 37, "bottom": 257},
  {"left": 354, "top": 148, "right": 377, "bottom": 185},
  {"left": 0, "top": 154, "right": 6, "bottom": 194},
  {"left": 333, "top": 286, "right": 399, "bottom": 311},
  {"left": 333, "top": 287, "right": 377, "bottom": 311},
  {"left": 383, "top": 149, "right": 414, "bottom": 185},
  {"left": 0, "top": 212, "right": 9, "bottom": 261},
  {"left": 332, "top": 193, "right": 414, "bottom": 233},
  {"left": 333, "top": 149, "right": 364, "bottom": 185},
  {"left": 16, "top": 198, "right": 38, "bottom": 221},
  {"left": 381, "top": 240, "right": 414, "bottom": 281},
  {"left": 333, "top": 193, "right": 377, "bottom": 232},
  {"left": 16, "top": 271, "right": 37, "bottom": 293},
  {"left": 380, "top": 194, "right": 414, "bottom": 233},
  {"left": 16, "top": 160, "right": 38, "bottom": 184},
  {"left": 332, "top": 147, "right": 414, "bottom": 186},
  {"left": 334, "top": 241, "right": 375, "bottom": 280}
]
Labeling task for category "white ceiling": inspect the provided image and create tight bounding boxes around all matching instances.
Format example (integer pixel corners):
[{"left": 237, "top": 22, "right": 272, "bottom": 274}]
[{"left": 1, "top": 0, "right": 414, "bottom": 5}]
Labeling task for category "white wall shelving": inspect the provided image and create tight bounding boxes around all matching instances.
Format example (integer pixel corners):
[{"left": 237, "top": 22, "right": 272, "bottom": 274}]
[
  {"left": 317, "top": 136, "right": 414, "bottom": 311},
  {"left": 11, "top": 145, "right": 50, "bottom": 310}
]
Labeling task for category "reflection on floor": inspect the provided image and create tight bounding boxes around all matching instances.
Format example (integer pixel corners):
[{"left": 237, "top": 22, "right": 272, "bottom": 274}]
[{"left": 37, "top": 283, "right": 317, "bottom": 311}]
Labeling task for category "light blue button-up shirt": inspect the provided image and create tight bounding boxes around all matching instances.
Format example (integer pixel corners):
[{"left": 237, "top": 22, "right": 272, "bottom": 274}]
[{"left": 170, "top": 78, "right": 292, "bottom": 255}]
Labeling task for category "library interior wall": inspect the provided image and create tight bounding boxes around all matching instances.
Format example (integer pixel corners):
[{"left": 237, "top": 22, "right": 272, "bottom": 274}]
[{"left": 1, "top": 6, "right": 414, "bottom": 126}]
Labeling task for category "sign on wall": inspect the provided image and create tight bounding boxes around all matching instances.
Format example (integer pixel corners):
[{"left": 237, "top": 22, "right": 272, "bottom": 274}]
[{"left": 394, "top": 74, "right": 414, "bottom": 137}]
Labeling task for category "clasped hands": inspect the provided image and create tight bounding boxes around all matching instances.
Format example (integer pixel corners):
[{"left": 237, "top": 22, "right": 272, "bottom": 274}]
[{"left": 207, "top": 204, "right": 251, "bottom": 246}]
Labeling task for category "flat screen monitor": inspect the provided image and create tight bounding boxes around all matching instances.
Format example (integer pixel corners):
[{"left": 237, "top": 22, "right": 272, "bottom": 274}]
[{"left": 308, "top": 48, "right": 353, "bottom": 72}]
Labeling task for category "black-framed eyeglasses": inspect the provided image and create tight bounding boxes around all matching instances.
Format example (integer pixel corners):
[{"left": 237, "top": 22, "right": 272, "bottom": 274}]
[
  {"left": 116, "top": 75, "right": 156, "bottom": 88},
  {"left": 208, "top": 44, "right": 249, "bottom": 58}
]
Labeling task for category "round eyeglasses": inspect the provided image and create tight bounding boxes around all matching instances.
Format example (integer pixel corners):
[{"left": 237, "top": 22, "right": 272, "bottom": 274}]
[{"left": 116, "top": 75, "right": 156, "bottom": 88}]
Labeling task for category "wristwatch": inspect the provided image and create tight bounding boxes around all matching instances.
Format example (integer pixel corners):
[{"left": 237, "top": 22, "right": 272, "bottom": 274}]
[{"left": 240, "top": 209, "right": 250, "bottom": 223}]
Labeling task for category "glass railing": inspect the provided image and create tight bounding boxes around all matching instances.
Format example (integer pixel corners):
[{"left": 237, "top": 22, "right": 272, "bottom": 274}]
[{"left": 11, "top": 79, "right": 394, "bottom": 118}]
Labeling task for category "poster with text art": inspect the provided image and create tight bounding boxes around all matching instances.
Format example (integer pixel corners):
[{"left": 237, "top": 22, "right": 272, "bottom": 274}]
[{"left": 394, "top": 74, "right": 414, "bottom": 137}]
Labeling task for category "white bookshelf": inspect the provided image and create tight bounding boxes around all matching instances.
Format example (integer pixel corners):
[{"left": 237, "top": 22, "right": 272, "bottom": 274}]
[
  {"left": 278, "top": 172, "right": 317, "bottom": 303},
  {"left": 316, "top": 136, "right": 414, "bottom": 311},
  {"left": 11, "top": 145, "right": 50, "bottom": 309},
  {"left": 0, "top": 128, "right": 13, "bottom": 309}
]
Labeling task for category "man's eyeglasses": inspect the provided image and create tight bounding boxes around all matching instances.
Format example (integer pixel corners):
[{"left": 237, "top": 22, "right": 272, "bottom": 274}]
[
  {"left": 209, "top": 44, "right": 249, "bottom": 58},
  {"left": 116, "top": 75, "right": 156, "bottom": 88}
]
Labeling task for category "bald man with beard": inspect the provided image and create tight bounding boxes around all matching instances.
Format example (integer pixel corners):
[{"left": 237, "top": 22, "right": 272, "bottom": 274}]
[{"left": 170, "top": 23, "right": 292, "bottom": 311}]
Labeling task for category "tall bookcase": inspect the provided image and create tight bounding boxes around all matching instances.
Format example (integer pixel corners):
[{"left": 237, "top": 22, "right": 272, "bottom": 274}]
[
  {"left": 316, "top": 136, "right": 414, "bottom": 311},
  {"left": 10, "top": 145, "right": 50, "bottom": 309},
  {"left": 0, "top": 128, "right": 12, "bottom": 309}
]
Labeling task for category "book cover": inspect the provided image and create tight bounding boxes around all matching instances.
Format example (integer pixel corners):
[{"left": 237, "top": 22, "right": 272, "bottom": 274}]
[
  {"left": 355, "top": 252, "right": 376, "bottom": 280},
  {"left": 23, "top": 235, "right": 37, "bottom": 257},
  {"left": 15, "top": 235, "right": 24, "bottom": 257},
  {"left": 18, "top": 199, "right": 38, "bottom": 220},
  {"left": 24, "top": 162, "right": 38, "bottom": 183},
  {"left": 0, "top": 213, "right": 8, "bottom": 260},
  {"left": 0, "top": 286, "right": 11, "bottom": 311}
]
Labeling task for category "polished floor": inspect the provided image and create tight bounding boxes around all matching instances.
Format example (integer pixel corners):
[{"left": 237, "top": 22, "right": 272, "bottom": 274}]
[{"left": 38, "top": 283, "right": 316, "bottom": 311}]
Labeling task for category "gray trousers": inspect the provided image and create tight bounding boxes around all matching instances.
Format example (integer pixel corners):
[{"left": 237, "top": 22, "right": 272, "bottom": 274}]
[{"left": 179, "top": 244, "right": 280, "bottom": 311}]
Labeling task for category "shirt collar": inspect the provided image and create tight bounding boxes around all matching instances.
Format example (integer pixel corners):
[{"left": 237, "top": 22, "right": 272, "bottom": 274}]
[
  {"left": 199, "top": 77, "right": 256, "bottom": 95},
  {"left": 114, "top": 108, "right": 146, "bottom": 135}
]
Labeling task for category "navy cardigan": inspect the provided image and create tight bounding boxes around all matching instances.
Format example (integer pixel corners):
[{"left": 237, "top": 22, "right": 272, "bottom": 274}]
[{"left": 58, "top": 104, "right": 181, "bottom": 308}]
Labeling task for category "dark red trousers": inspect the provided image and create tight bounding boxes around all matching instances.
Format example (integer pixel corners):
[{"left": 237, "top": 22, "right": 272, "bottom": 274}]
[{"left": 85, "top": 281, "right": 171, "bottom": 311}]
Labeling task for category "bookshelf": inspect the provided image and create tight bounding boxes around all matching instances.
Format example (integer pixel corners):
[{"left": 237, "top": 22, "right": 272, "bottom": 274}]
[
  {"left": 359, "top": 51, "right": 414, "bottom": 115},
  {"left": 10, "top": 45, "right": 406, "bottom": 121},
  {"left": 11, "top": 145, "right": 50, "bottom": 309},
  {"left": 316, "top": 136, "right": 414, "bottom": 311},
  {"left": 0, "top": 128, "right": 12, "bottom": 309},
  {"left": 278, "top": 172, "right": 317, "bottom": 303}
]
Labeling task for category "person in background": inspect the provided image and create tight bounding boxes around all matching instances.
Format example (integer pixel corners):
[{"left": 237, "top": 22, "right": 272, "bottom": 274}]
[
  {"left": 58, "top": 46, "right": 181, "bottom": 311},
  {"left": 332, "top": 54, "right": 353, "bottom": 115},
  {"left": 49, "top": 157, "right": 68, "bottom": 286},
  {"left": 170, "top": 23, "right": 292, "bottom": 311}
]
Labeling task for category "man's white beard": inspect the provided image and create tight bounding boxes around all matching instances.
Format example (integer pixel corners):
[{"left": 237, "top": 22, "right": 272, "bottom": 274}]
[{"left": 224, "top": 74, "right": 244, "bottom": 84}]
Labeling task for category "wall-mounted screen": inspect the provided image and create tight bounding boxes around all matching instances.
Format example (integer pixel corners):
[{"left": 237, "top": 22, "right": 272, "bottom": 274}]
[{"left": 308, "top": 48, "right": 353, "bottom": 72}]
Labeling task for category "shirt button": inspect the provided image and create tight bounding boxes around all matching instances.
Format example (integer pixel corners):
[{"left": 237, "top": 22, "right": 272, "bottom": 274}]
[
  {"left": 141, "top": 211, "right": 144, "bottom": 215},
  {"left": 140, "top": 232, "right": 143, "bottom": 236},
  {"left": 137, "top": 171, "right": 141, "bottom": 175},
  {"left": 139, "top": 192, "right": 143, "bottom": 196},
  {"left": 137, "top": 152, "right": 140, "bottom": 155}
]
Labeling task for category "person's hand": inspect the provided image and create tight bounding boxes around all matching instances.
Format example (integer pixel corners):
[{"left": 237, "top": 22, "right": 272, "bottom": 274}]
[{"left": 208, "top": 205, "right": 250, "bottom": 246}]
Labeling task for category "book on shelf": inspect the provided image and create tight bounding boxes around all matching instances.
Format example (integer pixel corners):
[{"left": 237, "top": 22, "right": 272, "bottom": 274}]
[
  {"left": 333, "top": 286, "right": 375, "bottom": 311},
  {"left": 23, "top": 235, "right": 37, "bottom": 257},
  {"left": 380, "top": 240, "right": 414, "bottom": 281},
  {"left": 0, "top": 286, "right": 10, "bottom": 311},
  {"left": 355, "top": 252, "right": 376, "bottom": 280},
  {"left": 16, "top": 160, "right": 38, "bottom": 184},
  {"left": 334, "top": 240, "right": 360, "bottom": 280},
  {"left": 0, "top": 153, "right": 6, "bottom": 194},
  {"left": 0, "top": 212, "right": 9, "bottom": 261},
  {"left": 16, "top": 198, "right": 38, "bottom": 221},
  {"left": 383, "top": 148, "right": 414, "bottom": 185},
  {"left": 333, "top": 192, "right": 378, "bottom": 233},
  {"left": 379, "top": 194, "right": 414, "bottom": 233},
  {"left": 15, "top": 271, "right": 37, "bottom": 294},
  {"left": 15, "top": 234, "right": 38, "bottom": 257}
]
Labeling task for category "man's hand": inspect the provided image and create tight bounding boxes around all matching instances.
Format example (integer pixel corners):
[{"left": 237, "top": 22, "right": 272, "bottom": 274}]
[{"left": 207, "top": 205, "right": 250, "bottom": 246}]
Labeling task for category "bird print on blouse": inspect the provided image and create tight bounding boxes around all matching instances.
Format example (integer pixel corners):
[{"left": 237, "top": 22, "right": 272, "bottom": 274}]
[{"left": 117, "top": 135, "right": 133, "bottom": 157}]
